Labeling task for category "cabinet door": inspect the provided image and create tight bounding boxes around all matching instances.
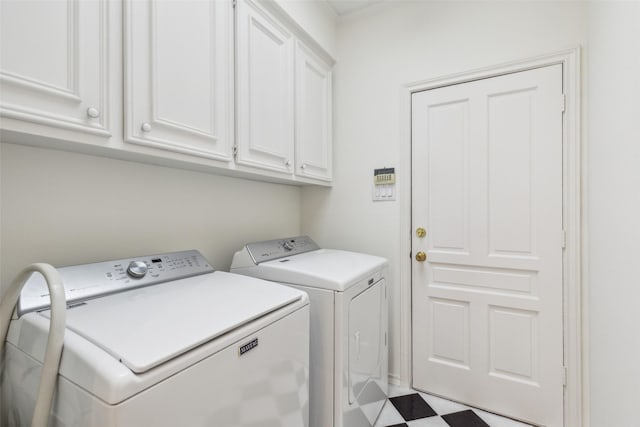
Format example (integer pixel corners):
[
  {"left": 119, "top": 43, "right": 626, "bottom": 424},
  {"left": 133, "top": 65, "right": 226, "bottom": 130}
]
[
  {"left": 0, "top": 0, "right": 109, "bottom": 136},
  {"left": 236, "top": 0, "right": 295, "bottom": 174},
  {"left": 124, "top": 0, "right": 233, "bottom": 161},
  {"left": 295, "top": 42, "right": 332, "bottom": 181}
]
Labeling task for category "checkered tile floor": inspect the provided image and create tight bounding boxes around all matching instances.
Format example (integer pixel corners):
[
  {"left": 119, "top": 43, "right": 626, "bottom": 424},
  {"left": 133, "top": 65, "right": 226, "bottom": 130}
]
[{"left": 374, "top": 385, "right": 534, "bottom": 427}]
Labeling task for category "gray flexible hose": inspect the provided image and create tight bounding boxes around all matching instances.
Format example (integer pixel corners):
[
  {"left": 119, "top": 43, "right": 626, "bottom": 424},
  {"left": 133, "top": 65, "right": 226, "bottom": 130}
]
[{"left": 0, "top": 264, "right": 66, "bottom": 427}]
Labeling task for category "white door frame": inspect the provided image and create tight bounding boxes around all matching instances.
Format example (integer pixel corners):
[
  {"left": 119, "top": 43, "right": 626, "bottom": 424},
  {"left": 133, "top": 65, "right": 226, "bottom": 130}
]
[{"left": 398, "top": 47, "right": 585, "bottom": 427}]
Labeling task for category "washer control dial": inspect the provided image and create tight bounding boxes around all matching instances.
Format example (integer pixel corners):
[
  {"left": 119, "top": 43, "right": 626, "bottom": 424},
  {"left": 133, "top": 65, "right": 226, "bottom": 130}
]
[
  {"left": 127, "top": 261, "right": 148, "bottom": 279},
  {"left": 283, "top": 240, "right": 295, "bottom": 251}
]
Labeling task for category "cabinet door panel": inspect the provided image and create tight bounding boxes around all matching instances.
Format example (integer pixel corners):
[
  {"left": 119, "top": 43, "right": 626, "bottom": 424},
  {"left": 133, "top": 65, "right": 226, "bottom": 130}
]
[
  {"left": 295, "top": 42, "right": 332, "bottom": 181},
  {"left": 125, "top": 0, "right": 233, "bottom": 161},
  {"left": 236, "top": 0, "right": 294, "bottom": 174},
  {"left": 0, "top": 0, "right": 109, "bottom": 136}
]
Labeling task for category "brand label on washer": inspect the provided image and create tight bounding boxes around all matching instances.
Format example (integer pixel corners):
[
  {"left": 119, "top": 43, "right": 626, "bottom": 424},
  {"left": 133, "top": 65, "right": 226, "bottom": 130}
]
[{"left": 239, "top": 338, "right": 258, "bottom": 356}]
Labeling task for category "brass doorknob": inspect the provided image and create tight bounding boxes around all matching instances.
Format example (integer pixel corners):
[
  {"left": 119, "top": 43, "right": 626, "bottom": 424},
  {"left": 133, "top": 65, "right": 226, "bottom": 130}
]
[
  {"left": 415, "top": 251, "right": 427, "bottom": 262},
  {"left": 416, "top": 227, "right": 426, "bottom": 238}
]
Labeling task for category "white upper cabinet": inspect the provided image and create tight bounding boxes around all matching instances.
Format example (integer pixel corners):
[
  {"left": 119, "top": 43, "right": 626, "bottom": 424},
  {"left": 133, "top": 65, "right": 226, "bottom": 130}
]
[
  {"left": 235, "top": 0, "right": 295, "bottom": 175},
  {"left": 124, "top": 0, "right": 234, "bottom": 161},
  {"left": 235, "top": 0, "right": 334, "bottom": 182},
  {"left": 295, "top": 41, "right": 332, "bottom": 182},
  {"left": 0, "top": 0, "right": 110, "bottom": 136},
  {"left": 0, "top": 0, "right": 333, "bottom": 185}
]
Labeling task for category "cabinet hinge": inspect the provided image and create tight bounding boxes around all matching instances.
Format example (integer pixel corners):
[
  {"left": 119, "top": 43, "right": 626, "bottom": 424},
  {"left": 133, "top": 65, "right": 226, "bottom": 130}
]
[
  {"left": 232, "top": 0, "right": 237, "bottom": 8},
  {"left": 562, "top": 229, "right": 567, "bottom": 249},
  {"left": 562, "top": 366, "right": 568, "bottom": 386},
  {"left": 561, "top": 93, "right": 566, "bottom": 113},
  {"left": 232, "top": 145, "right": 238, "bottom": 158}
]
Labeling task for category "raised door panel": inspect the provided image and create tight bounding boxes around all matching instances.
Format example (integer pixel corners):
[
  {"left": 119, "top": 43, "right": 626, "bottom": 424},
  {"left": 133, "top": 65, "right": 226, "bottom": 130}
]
[
  {"left": 236, "top": 0, "right": 294, "bottom": 174},
  {"left": 295, "top": 42, "right": 332, "bottom": 182},
  {"left": 0, "top": 0, "right": 109, "bottom": 136},
  {"left": 124, "top": 0, "right": 233, "bottom": 161},
  {"left": 426, "top": 97, "right": 470, "bottom": 254}
]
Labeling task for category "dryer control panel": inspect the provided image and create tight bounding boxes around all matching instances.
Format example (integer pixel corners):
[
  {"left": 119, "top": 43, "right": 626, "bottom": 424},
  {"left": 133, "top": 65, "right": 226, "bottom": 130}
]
[
  {"left": 245, "top": 236, "right": 320, "bottom": 264},
  {"left": 17, "top": 250, "right": 214, "bottom": 316}
]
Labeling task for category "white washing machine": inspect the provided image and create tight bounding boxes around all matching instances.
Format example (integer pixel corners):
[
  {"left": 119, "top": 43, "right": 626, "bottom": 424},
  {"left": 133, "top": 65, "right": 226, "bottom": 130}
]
[
  {"left": 1, "top": 250, "right": 310, "bottom": 427},
  {"left": 231, "top": 236, "right": 388, "bottom": 427}
]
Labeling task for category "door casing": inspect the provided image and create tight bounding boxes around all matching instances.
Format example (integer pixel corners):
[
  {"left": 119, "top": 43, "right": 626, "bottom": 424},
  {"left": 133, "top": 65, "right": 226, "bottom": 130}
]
[{"left": 397, "top": 47, "right": 584, "bottom": 427}]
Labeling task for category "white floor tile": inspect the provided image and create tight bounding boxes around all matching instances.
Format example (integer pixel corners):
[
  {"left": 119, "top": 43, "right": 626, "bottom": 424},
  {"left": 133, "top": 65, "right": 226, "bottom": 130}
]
[
  {"left": 406, "top": 416, "right": 449, "bottom": 427},
  {"left": 474, "top": 408, "right": 534, "bottom": 427},
  {"left": 373, "top": 401, "right": 406, "bottom": 427}
]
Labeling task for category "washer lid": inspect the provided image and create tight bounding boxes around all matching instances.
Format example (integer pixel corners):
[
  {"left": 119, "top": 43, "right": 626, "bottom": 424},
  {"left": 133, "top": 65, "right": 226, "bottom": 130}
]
[
  {"left": 250, "top": 249, "right": 387, "bottom": 291},
  {"left": 42, "top": 271, "right": 304, "bottom": 374}
]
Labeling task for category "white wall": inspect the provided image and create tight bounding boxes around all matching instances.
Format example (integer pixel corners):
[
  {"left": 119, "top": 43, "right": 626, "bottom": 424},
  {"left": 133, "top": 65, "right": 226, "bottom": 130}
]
[
  {"left": 301, "top": 0, "right": 587, "bottom": 390},
  {"left": 586, "top": 3, "right": 640, "bottom": 425},
  {"left": 0, "top": 143, "right": 301, "bottom": 293}
]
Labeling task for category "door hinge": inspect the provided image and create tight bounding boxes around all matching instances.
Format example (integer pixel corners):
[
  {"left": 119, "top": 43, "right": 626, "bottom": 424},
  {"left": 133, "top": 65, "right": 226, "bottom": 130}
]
[
  {"left": 562, "top": 366, "right": 568, "bottom": 386},
  {"left": 232, "top": 145, "right": 238, "bottom": 158},
  {"left": 232, "top": 0, "right": 237, "bottom": 8},
  {"left": 561, "top": 94, "right": 566, "bottom": 113},
  {"left": 562, "top": 229, "right": 567, "bottom": 249}
]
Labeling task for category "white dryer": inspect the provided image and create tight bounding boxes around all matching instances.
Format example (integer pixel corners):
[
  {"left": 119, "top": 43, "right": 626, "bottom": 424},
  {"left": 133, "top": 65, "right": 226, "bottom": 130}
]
[
  {"left": 231, "top": 236, "right": 388, "bottom": 427},
  {"left": 1, "top": 250, "right": 310, "bottom": 427}
]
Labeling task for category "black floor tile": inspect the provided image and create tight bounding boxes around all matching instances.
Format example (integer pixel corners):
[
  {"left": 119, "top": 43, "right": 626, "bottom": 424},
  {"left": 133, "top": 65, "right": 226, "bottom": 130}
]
[
  {"left": 389, "top": 393, "right": 437, "bottom": 421},
  {"left": 385, "top": 424, "right": 408, "bottom": 427},
  {"left": 442, "top": 409, "right": 490, "bottom": 427}
]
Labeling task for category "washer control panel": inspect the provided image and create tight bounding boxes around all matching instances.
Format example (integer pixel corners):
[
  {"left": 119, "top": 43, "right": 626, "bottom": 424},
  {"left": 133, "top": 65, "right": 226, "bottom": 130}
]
[
  {"left": 17, "top": 250, "right": 213, "bottom": 316},
  {"left": 245, "top": 236, "right": 320, "bottom": 264}
]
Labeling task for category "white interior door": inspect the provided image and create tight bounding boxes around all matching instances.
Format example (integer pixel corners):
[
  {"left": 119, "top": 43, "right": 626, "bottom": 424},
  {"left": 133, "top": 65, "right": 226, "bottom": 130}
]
[{"left": 411, "top": 64, "right": 564, "bottom": 426}]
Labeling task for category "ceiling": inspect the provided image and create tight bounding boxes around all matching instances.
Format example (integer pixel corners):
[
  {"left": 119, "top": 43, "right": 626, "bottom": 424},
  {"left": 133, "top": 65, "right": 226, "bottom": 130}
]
[{"left": 325, "top": 0, "right": 385, "bottom": 16}]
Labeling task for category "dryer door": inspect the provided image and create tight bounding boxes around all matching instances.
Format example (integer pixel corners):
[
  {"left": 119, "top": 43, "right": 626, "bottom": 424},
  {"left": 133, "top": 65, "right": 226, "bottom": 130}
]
[{"left": 348, "top": 279, "right": 387, "bottom": 406}]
